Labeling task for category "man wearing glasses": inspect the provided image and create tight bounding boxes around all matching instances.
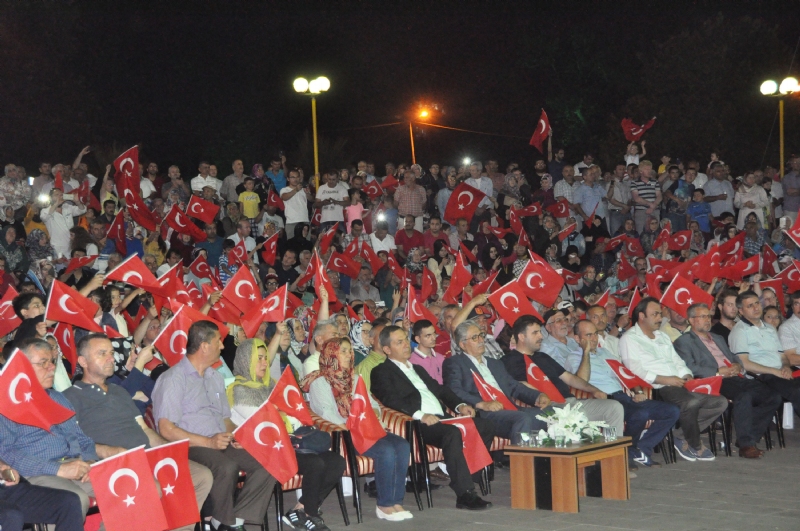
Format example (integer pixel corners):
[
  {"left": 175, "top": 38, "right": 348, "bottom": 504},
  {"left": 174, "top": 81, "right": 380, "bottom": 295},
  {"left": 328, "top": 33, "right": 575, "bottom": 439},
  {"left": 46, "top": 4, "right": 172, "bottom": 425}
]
[{"left": 674, "top": 303, "right": 782, "bottom": 459}]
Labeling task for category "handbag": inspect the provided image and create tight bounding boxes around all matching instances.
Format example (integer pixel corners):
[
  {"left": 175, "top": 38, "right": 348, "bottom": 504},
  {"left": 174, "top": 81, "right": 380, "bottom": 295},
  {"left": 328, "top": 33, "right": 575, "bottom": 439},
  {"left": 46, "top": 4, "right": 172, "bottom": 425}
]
[{"left": 290, "top": 426, "right": 332, "bottom": 454}]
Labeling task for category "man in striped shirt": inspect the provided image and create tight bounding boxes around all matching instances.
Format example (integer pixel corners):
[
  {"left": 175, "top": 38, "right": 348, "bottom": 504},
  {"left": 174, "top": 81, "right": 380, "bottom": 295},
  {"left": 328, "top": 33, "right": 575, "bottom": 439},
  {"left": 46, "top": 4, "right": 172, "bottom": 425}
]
[{"left": 630, "top": 164, "right": 662, "bottom": 233}]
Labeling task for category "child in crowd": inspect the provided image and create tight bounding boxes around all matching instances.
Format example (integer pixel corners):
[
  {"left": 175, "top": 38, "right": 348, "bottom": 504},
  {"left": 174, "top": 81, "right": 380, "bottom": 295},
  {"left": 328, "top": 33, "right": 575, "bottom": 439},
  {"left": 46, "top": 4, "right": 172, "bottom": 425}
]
[
  {"left": 686, "top": 188, "right": 713, "bottom": 234},
  {"left": 345, "top": 189, "right": 365, "bottom": 233},
  {"left": 238, "top": 177, "right": 261, "bottom": 227},
  {"left": 218, "top": 238, "right": 239, "bottom": 286}
]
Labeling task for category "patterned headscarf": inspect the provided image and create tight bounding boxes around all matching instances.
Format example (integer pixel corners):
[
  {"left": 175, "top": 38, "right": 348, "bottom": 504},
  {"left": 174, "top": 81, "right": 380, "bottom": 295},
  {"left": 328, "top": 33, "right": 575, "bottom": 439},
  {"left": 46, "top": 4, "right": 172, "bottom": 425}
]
[
  {"left": 349, "top": 321, "right": 371, "bottom": 363},
  {"left": 226, "top": 338, "right": 272, "bottom": 408},
  {"left": 26, "top": 230, "right": 56, "bottom": 261},
  {"left": 502, "top": 173, "right": 522, "bottom": 200},
  {"left": 300, "top": 338, "right": 353, "bottom": 418}
]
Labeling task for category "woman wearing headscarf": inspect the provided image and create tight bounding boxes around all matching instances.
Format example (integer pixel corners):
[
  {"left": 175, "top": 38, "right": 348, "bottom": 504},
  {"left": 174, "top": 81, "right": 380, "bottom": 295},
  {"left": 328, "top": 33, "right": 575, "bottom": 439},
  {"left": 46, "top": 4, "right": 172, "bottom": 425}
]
[
  {"left": 639, "top": 215, "right": 660, "bottom": 256},
  {"left": 405, "top": 247, "right": 425, "bottom": 275},
  {"left": 228, "top": 331, "right": 346, "bottom": 531},
  {"left": 581, "top": 215, "right": 610, "bottom": 258},
  {"left": 427, "top": 240, "right": 454, "bottom": 288},
  {"left": 531, "top": 174, "right": 556, "bottom": 209},
  {"left": 474, "top": 222, "right": 503, "bottom": 259},
  {"left": 349, "top": 320, "right": 372, "bottom": 365},
  {"left": 26, "top": 229, "right": 57, "bottom": 262},
  {"left": 0, "top": 225, "right": 30, "bottom": 278},
  {"left": 306, "top": 338, "right": 412, "bottom": 522},
  {"left": 286, "top": 222, "right": 314, "bottom": 257},
  {"left": 31, "top": 259, "right": 57, "bottom": 294}
]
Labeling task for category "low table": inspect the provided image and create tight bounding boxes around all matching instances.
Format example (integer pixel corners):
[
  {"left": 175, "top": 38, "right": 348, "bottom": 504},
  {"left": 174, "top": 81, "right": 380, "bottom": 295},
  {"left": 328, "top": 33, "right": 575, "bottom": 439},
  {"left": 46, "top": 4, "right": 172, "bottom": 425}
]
[{"left": 505, "top": 436, "right": 631, "bottom": 513}]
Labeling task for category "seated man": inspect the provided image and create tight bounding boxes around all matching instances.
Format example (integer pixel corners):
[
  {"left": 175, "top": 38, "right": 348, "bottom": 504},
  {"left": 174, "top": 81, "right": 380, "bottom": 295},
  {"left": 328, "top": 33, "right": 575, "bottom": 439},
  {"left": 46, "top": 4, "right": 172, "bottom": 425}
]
[
  {"left": 153, "top": 321, "right": 276, "bottom": 531},
  {"left": 570, "top": 318, "right": 680, "bottom": 467},
  {"left": 501, "top": 315, "right": 625, "bottom": 447},
  {"left": 620, "top": 297, "right": 728, "bottom": 462},
  {"left": 0, "top": 338, "right": 122, "bottom": 519},
  {"left": 0, "top": 459, "right": 84, "bottom": 531},
  {"left": 370, "top": 326, "right": 494, "bottom": 511},
  {"left": 675, "top": 303, "right": 782, "bottom": 459},
  {"left": 729, "top": 291, "right": 800, "bottom": 421},
  {"left": 443, "top": 321, "right": 553, "bottom": 446},
  {"left": 63, "top": 334, "right": 213, "bottom": 528}
]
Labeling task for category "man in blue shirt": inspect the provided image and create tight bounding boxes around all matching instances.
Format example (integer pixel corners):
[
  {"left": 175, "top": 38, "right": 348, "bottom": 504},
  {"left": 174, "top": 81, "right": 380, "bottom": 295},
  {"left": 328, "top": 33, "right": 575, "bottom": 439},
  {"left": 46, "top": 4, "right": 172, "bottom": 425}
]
[
  {"left": 265, "top": 156, "right": 287, "bottom": 191},
  {"left": 572, "top": 166, "right": 608, "bottom": 222}
]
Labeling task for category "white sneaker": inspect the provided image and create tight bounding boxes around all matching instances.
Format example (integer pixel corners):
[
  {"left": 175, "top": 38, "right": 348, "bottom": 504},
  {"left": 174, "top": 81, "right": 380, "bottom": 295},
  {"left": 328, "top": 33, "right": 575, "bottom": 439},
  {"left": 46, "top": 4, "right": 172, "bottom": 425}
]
[{"left": 376, "top": 507, "right": 407, "bottom": 522}]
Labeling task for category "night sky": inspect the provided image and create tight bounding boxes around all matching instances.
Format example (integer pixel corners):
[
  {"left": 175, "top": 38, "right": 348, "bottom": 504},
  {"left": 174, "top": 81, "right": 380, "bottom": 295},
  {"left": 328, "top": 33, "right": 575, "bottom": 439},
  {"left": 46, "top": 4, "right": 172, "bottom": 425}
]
[{"left": 1, "top": 1, "right": 799, "bottom": 175}]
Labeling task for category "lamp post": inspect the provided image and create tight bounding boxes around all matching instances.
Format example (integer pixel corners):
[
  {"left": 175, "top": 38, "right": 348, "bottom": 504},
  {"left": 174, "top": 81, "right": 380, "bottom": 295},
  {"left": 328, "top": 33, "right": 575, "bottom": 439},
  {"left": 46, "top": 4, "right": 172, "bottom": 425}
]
[
  {"left": 760, "top": 77, "right": 798, "bottom": 177},
  {"left": 294, "top": 76, "right": 330, "bottom": 190}
]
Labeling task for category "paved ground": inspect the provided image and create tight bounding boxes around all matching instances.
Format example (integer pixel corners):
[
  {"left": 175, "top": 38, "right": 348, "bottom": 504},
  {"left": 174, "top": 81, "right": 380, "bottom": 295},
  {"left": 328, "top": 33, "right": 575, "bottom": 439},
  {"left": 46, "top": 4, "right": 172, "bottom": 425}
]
[{"left": 312, "top": 425, "right": 800, "bottom": 531}]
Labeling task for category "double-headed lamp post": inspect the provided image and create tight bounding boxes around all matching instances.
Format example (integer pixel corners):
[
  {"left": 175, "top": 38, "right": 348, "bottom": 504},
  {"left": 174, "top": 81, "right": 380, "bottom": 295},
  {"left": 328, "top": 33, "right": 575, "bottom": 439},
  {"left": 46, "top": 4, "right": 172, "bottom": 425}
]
[
  {"left": 760, "top": 76, "right": 798, "bottom": 177},
  {"left": 294, "top": 76, "right": 330, "bottom": 189}
]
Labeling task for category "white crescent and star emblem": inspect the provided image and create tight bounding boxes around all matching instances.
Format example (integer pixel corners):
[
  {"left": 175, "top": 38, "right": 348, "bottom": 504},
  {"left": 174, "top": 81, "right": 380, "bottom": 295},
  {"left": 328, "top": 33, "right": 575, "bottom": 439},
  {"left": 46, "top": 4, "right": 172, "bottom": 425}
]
[
  {"left": 122, "top": 271, "right": 143, "bottom": 283},
  {"left": 108, "top": 468, "right": 139, "bottom": 507},
  {"left": 788, "top": 269, "right": 800, "bottom": 282},
  {"left": 119, "top": 157, "right": 134, "bottom": 177},
  {"left": 411, "top": 298, "right": 422, "bottom": 318},
  {"left": 618, "top": 366, "right": 636, "bottom": 380},
  {"left": 742, "top": 260, "right": 755, "bottom": 272},
  {"left": 174, "top": 212, "right": 187, "bottom": 228},
  {"left": 334, "top": 258, "right": 345, "bottom": 268},
  {"left": 190, "top": 203, "right": 203, "bottom": 215},
  {"left": 674, "top": 235, "right": 687, "bottom": 247},
  {"left": 499, "top": 292, "right": 520, "bottom": 313},
  {"left": 283, "top": 386, "right": 305, "bottom": 411},
  {"left": 673, "top": 287, "right": 691, "bottom": 305},
  {"left": 169, "top": 330, "right": 188, "bottom": 354},
  {"left": 234, "top": 280, "right": 254, "bottom": 300},
  {"left": 0, "top": 300, "right": 12, "bottom": 316},
  {"left": 9, "top": 373, "right": 32, "bottom": 404},
  {"left": 727, "top": 242, "right": 740, "bottom": 256},
  {"left": 253, "top": 421, "right": 283, "bottom": 449},
  {"left": 452, "top": 422, "right": 468, "bottom": 447},
  {"left": 538, "top": 119, "right": 547, "bottom": 135},
  {"left": 456, "top": 190, "right": 474, "bottom": 210},
  {"left": 527, "top": 363, "right": 540, "bottom": 381},
  {"left": 692, "top": 384, "right": 712, "bottom": 395},
  {"left": 153, "top": 457, "right": 179, "bottom": 496},
  {"left": 58, "top": 294, "right": 78, "bottom": 315},
  {"left": 261, "top": 295, "right": 281, "bottom": 315},
  {"left": 525, "top": 272, "right": 544, "bottom": 290}
]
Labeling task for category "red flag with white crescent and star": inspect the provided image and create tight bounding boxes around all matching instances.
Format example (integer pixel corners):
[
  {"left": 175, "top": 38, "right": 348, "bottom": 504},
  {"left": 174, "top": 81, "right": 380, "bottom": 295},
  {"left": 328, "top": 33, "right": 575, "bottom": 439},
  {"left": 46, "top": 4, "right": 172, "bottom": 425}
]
[
  {"left": 444, "top": 182, "right": 487, "bottom": 225},
  {"left": 784, "top": 213, "right": 800, "bottom": 248},
  {"left": 240, "top": 285, "right": 289, "bottom": 337},
  {"left": 151, "top": 306, "right": 193, "bottom": 366},
  {"left": 53, "top": 322, "right": 76, "bottom": 376},
  {"left": 45, "top": 280, "right": 104, "bottom": 333},
  {"left": 442, "top": 252, "right": 473, "bottom": 304},
  {"left": 471, "top": 370, "right": 517, "bottom": 410},
  {"left": 106, "top": 210, "right": 127, "bottom": 255},
  {"left": 0, "top": 350, "right": 75, "bottom": 431},
  {"left": 319, "top": 222, "right": 339, "bottom": 255},
  {"left": 529, "top": 109, "right": 551, "bottom": 153},
  {"left": 508, "top": 205, "right": 523, "bottom": 234},
  {"left": 62, "top": 254, "right": 98, "bottom": 277},
  {"left": 684, "top": 376, "right": 723, "bottom": 396},
  {"left": 668, "top": 230, "right": 692, "bottom": 251},
  {"left": 557, "top": 222, "right": 577, "bottom": 242},
  {"left": 517, "top": 203, "right": 543, "bottom": 218},
  {"left": 221, "top": 265, "right": 263, "bottom": 314},
  {"left": 89, "top": 446, "right": 168, "bottom": 531},
  {"left": 719, "top": 254, "right": 760, "bottom": 281},
  {"left": 362, "top": 179, "right": 384, "bottom": 201},
  {"left": 604, "top": 359, "right": 652, "bottom": 391},
  {"left": 523, "top": 356, "right": 565, "bottom": 403},
  {"left": 186, "top": 195, "right": 220, "bottom": 225},
  {"left": 762, "top": 244, "right": 779, "bottom": 277},
  {"left": 329, "top": 250, "right": 362, "bottom": 279},
  {"left": 621, "top": 117, "right": 656, "bottom": 142},
  {"left": 440, "top": 417, "right": 493, "bottom": 474},
  {"left": 0, "top": 286, "right": 21, "bottom": 337},
  {"left": 545, "top": 198, "right": 570, "bottom": 219},
  {"left": 517, "top": 259, "right": 563, "bottom": 308},
  {"left": 267, "top": 367, "right": 314, "bottom": 426},
  {"left": 165, "top": 205, "right": 207, "bottom": 242},
  {"left": 775, "top": 262, "right": 800, "bottom": 293},
  {"left": 260, "top": 232, "right": 280, "bottom": 266},
  {"left": 347, "top": 376, "right": 387, "bottom": 454},
  {"left": 659, "top": 274, "right": 714, "bottom": 319},
  {"left": 144, "top": 440, "right": 199, "bottom": 531},
  {"left": 266, "top": 189, "right": 285, "bottom": 211},
  {"left": 626, "top": 287, "right": 642, "bottom": 319},
  {"left": 233, "top": 402, "right": 298, "bottom": 484},
  {"left": 104, "top": 254, "right": 160, "bottom": 291},
  {"left": 623, "top": 236, "right": 644, "bottom": 258}
]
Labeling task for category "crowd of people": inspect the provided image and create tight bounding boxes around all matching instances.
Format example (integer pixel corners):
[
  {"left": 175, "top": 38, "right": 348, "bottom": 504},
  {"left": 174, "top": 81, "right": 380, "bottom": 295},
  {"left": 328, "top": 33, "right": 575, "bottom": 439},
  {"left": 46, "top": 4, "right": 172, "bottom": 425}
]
[{"left": 2, "top": 142, "right": 800, "bottom": 531}]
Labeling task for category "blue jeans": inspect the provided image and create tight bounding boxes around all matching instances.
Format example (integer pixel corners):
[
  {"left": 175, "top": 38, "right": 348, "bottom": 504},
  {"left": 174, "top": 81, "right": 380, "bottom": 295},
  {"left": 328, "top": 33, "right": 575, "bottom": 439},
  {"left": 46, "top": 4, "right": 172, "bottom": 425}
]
[
  {"left": 362, "top": 433, "right": 410, "bottom": 507},
  {"left": 611, "top": 391, "right": 680, "bottom": 456}
]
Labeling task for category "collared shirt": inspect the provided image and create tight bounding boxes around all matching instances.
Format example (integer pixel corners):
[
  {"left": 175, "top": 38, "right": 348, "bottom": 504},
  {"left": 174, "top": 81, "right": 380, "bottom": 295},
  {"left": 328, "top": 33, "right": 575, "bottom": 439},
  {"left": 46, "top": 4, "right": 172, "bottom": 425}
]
[
  {"left": 220, "top": 173, "right": 245, "bottom": 203},
  {"left": 369, "top": 233, "right": 396, "bottom": 254},
  {"left": 394, "top": 183, "right": 427, "bottom": 217},
  {"left": 410, "top": 348, "right": 444, "bottom": 384},
  {"left": 40, "top": 203, "right": 87, "bottom": 258},
  {"left": 729, "top": 318, "right": 783, "bottom": 370},
  {"left": 576, "top": 347, "right": 624, "bottom": 395},
  {"left": 62, "top": 382, "right": 149, "bottom": 449},
  {"left": 342, "top": 232, "right": 371, "bottom": 252},
  {"left": 389, "top": 359, "right": 444, "bottom": 418},
  {"left": 540, "top": 334, "right": 583, "bottom": 369},
  {"left": 630, "top": 179, "right": 659, "bottom": 211},
  {"left": 0, "top": 177, "right": 32, "bottom": 210},
  {"left": 597, "top": 333, "right": 620, "bottom": 359},
  {"left": 779, "top": 314, "right": 800, "bottom": 352},
  {"left": 659, "top": 321, "right": 690, "bottom": 343},
  {"left": 466, "top": 354, "right": 502, "bottom": 391},
  {"left": 573, "top": 182, "right": 608, "bottom": 219},
  {"left": 619, "top": 324, "right": 692, "bottom": 388},
  {"left": 703, "top": 178, "right": 735, "bottom": 217},
  {"left": 152, "top": 356, "right": 230, "bottom": 437},
  {"left": 190, "top": 175, "right": 221, "bottom": 193},
  {"left": 606, "top": 179, "right": 631, "bottom": 211},
  {"left": 698, "top": 334, "right": 728, "bottom": 369},
  {"left": 464, "top": 177, "right": 494, "bottom": 209},
  {"left": 0, "top": 389, "right": 98, "bottom": 477},
  {"left": 356, "top": 351, "right": 386, "bottom": 393}
]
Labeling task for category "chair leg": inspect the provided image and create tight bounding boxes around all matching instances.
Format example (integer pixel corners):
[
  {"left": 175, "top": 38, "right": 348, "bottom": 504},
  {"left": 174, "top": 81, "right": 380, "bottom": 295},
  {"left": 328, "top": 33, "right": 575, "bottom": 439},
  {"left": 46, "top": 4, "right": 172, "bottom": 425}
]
[
  {"left": 722, "top": 407, "right": 733, "bottom": 457},
  {"left": 343, "top": 432, "right": 363, "bottom": 523},
  {"left": 707, "top": 421, "right": 717, "bottom": 456},
  {"left": 776, "top": 409, "right": 786, "bottom": 448},
  {"left": 335, "top": 481, "right": 350, "bottom": 526},
  {"left": 478, "top": 467, "right": 488, "bottom": 496},
  {"left": 667, "top": 429, "right": 677, "bottom": 463},
  {"left": 414, "top": 422, "right": 433, "bottom": 509},
  {"left": 765, "top": 421, "right": 774, "bottom": 450},
  {"left": 274, "top": 484, "right": 284, "bottom": 531},
  {"left": 407, "top": 458, "right": 423, "bottom": 511}
]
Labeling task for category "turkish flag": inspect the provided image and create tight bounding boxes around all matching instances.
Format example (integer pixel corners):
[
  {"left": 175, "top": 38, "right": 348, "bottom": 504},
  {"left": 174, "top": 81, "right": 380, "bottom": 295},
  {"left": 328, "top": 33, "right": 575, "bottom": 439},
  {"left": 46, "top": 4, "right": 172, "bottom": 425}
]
[
  {"left": 53, "top": 170, "right": 64, "bottom": 191},
  {"left": 719, "top": 254, "right": 760, "bottom": 281},
  {"left": 444, "top": 182, "right": 487, "bottom": 225},
  {"left": 668, "top": 230, "right": 692, "bottom": 251},
  {"left": 385, "top": 252, "right": 404, "bottom": 280},
  {"left": 0, "top": 286, "right": 21, "bottom": 337},
  {"left": 523, "top": 356, "right": 565, "bottom": 402},
  {"left": 584, "top": 203, "right": 598, "bottom": 229},
  {"left": 775, "top": 262, "right": 800, "bottom": 293},
  {"left": 234, "top": 401, "right": 298, "bottom": 484},
  {"left": 241, "top": 285, "right": 289, "bottom": 337},
  {"left": 545, "top": 198, "right": 570, "bottom": 218},
  {"left": 487, "top": 225, "right": 512, "bottom": 240},
  {"left": 529, "top": 109, "right": 551, "bottom": 153},
  {"left": 105, "top": 254, "right": 159, "bottom": 290},
  {"left": 309, "top": 252, "right": 341, "bottom": 308},
  {"left": 189, "top": 255, "right": 214, "bottom": 282},
  {"left": 228, "top": 239, "right": 248, "bottom": 266},
  {"left": 559, "top": 268, "right": 581, "bottom": 286},
  {"left": 605, "top": 359, "right": 652, "bottom": 391},
  {"left": 645, "top": 272, "right": 664, "bottom": 300},
  {"left": 647, "top": 257, "right": 679, "bottom": 278},
  {"left": 762, "top": 244, "right": 779, "bottom": 277},
  {"left": 167, "top": 301, "right": 228, "bottom": 341},
  {"left": 52, "top": 323, "right": 76, "bottom": 376},
  {"left": 0, "top": 349, "right": 75, "bottom": 430},
  {"left": 113, "top": 145, "right": 140, "bottom": 184},
  {"left": 471, "top": 269, "right": 500, "bottom": 297},
  {"left": 684, "top": 376, "right": 723, "bottom": 396},
  {"left": 626, "top": 287, "right": 642, "bottom": 319},
  {"left": 659, "top": 274, "right": 714, "bottom": 319},
  {"left": 267, "top": 189, "right": 285, "bottom": 211},
  {"left": 459, "top": 241, "right": 478, "bottom": 265},
  {"left": 652, "top": 228, "right": 671, "bottom": 251},
  {"left": 489, "top": 280, "right": 542, "bottom": 326},
  {"left": 605, "top": 234, "right": 626, "bottom": 251},
  {"left": 310, "top": 208, "right": 322, "bottom": 226},
  {"left": 620, "top": 117, "right": 656, "bottom": 142},
  {"left": 165, "top": 205, "right": 207, "bottom": 242},
  {"left": 716, "top": 232, "right": 745, "bottom": 260},
  {"left": 45, "top": 281, "right": 103, "bottom": 333},
  {"left": 362, "top": 180, "right": 383, "bottom": 201},
  {"left": 406, "top": 285, "right": 442, "bottom": 332},
  {"left": 295, "top": 252, "right": 316, "bottom": 288},
  {"left": 104, "top": 325, "right": 125, "bottom": 339},
  {"left": 440, "top": 417, "right": 493, "bottom": 474},
  {"left": 267, "top": 367, "right": 314, "bottom": 426},
  {"left": 442, "top": 253, "right": 472, "bottom": 304},
  {"left": 471, "top": 370, "right": 517, "bottom": 410},
  {"left": 557, "top": 222, "right": 577, "bottom": 242},
  {"left": 120, "top": 181, "right": 159, "bottom": 232},
  {"left": 595, "top": 289, "right": 610, "bottom": 308},
  {"left": 784, "top": 213, "right": 800, "bottom": 247},
  {"left": 152, "top": 306, "right": 193, "bottom": 366},
  {"left": 508, "top": 206, "right": 523, "bottom": 234},
  {"left": 358, "top": 244, "right": 385, "bottom": 277},
  {"left": 692, "top": 247, "right": 723, "bottom": 284},
  {"left": 259, "top": 232, "right": 279, "bottom": 266},
  {"left": 380, "top": 174, "right": 400, "bottom": 192},
  {"left": 623, "top": 237, "right": 644, "bottom": 258},
  {"left": 221, "top": 265, "right": 262, "bottom": 314},
  {"left": 63, "top": 254, "right": 98, "bottom": 276},
  {"left": 106, "top": 210, "right": 127, "bottom": 256},
  {"left": 517, "top": 203, "right": 543, "bottom": 217},
  {"left": 203, "top": 284, "right": 243, "bottom": 325},
  {"left": 347, "top": 377, "right": 387, "bottom": 454},
  {"left": 517, "top": 259, "right": 563, "bottom": 308},
  {"left": 421, "top": 267, "right": 438, "bottom": 301},
  {"left": 123, "top": 305, "right": 148, "bottom": 335},
  {"left": 616, "top": 256, "right": 636, "bottom": 282},
  {"left": 319, "top": 222, "right": 339, "bottom": 256},
  {"left": 186, "top": 196, "right": 220, "bottom": 225},
  {"left": 329, "top": 251, "right": 361, "bottom": 279},
  {"left": 144, "top": 440, "right": 199, "bottom": 530},
  {"left": 89, "top": 446, "right": 168, "bottom": 531}
]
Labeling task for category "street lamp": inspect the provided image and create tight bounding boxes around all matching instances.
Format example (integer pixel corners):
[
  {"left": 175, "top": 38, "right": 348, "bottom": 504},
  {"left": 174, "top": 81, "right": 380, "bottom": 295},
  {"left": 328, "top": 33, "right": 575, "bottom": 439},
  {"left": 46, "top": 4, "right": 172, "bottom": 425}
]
[
  {"left": 760, "top": 76, "right": 798, "bottom": 177},
  {"left": 294, "top": 76, "right": 330, "bottom": 189}
]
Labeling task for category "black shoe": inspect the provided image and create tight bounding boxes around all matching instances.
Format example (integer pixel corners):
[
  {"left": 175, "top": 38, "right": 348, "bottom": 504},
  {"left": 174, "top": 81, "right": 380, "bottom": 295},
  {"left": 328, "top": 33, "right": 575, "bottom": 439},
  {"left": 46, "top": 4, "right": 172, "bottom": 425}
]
[
  {"left": 211, "top": 523, "right": 246, "bottom": 531},
  {"left": 406, "top": 481, "right": 442, "bottom": 493},
  {"left": 364, "top": 481, "right": 378, "bottom": 499},
  {"left": 303, "top": 515, "right": 330, "bottom": 531},
  {"left": 282, "top": 510, "right": 308, "bottom": 531},
  {"left": 456, "top": 490, "right": 492, "bottom": 510}
]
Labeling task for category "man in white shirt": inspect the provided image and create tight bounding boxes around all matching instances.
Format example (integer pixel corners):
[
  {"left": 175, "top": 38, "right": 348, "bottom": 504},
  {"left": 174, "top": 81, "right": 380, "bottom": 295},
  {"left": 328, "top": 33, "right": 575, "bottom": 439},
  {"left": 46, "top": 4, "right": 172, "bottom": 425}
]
[
  {"left": 229, "top": 219, "right": 259, "bottom": 264},
  {"left": 778, "top": 292, "right": 800, "bottom": 362},
  {"left": 348, "top": 266, "right": 380, "bottom": 303},
  {"left": 464, "top": 162, "right": 496, "bottom": 232},
  {"left": 313, "top": 170, "right": 348, "bottom": 231},
  {"left": 40, "top": 189, "right": 87, "bottom": 258},
  {"left": 219, "top": 160, "right": 245, "bottom": 204},
  {"left": 553, "top": 166, "right": 581, "bottom": 225},
  {"left": 280, "top": 169, "right": 309, "bottom": 239},
  {"left": 369, "top": 222, "right": 396, "bottom": 254},
  {"left": 620, "top": 297, "right": 727, "bottom": 462},
  {"left": 190, "top": 161, "right": 221, "bottom": 195}
]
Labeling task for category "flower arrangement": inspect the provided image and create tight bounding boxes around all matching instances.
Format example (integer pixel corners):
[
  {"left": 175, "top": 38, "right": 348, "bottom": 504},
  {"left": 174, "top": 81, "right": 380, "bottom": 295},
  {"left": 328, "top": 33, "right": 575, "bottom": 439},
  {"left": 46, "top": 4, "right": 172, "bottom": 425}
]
[{"left": 536, "top": 402, "right": 607, "bottom": 444}]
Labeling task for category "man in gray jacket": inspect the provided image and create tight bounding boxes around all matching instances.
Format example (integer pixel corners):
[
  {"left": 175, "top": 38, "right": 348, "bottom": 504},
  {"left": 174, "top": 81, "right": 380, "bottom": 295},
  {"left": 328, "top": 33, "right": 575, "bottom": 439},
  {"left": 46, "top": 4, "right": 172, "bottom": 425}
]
[{"left": 674, "top": 303, "right": 782, "bottom": 459}]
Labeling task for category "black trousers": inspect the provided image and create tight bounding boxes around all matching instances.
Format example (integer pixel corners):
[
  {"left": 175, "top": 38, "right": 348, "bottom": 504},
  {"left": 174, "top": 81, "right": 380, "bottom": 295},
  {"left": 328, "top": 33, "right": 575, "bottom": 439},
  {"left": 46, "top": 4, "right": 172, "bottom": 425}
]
[
  {"left": 419, "top": 416, "right": 495, "bottom": 497},
  {"left": 720, "top": 377, "right": 783, "bottom": 447},
  {"left": 758, "top": 374, "right": 800, "bottom": 415},
  {"left": 0, "top": 482, "right": 84, "bottom": 531},
  {"left": 295, "top": 451, "right": 346, "bottom": 517},
  {"left": 189, "top": 446, "right": 276, "bottom": 527}
]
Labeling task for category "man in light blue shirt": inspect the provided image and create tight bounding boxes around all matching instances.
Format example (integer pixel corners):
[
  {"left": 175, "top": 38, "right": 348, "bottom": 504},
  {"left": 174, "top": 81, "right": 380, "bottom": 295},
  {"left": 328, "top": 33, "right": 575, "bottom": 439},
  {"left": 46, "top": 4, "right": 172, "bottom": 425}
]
[
  {"left": 572, "top": 166, "right": 608, "bottom": 221},
  {"left": 540, "top": 310, "right": 583, "bottom": 369}
]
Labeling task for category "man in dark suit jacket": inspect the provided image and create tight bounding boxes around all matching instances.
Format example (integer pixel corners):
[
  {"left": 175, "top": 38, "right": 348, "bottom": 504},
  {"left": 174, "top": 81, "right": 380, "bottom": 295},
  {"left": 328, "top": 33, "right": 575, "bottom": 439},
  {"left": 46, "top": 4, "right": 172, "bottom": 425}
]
[
  {"left": 370, "top": 326, "right": 495, "bottom": 511},
  {"left": 674, "top": 303, "right": 783, "bottom": 459},
  {"left": 442, "top": 321, "right": 551, "bottom": 444}
]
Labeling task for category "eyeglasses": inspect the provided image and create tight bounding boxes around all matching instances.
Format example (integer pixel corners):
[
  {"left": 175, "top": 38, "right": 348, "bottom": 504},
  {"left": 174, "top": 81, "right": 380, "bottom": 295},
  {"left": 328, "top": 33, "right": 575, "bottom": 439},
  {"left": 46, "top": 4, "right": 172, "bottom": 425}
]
[
  {"left": 31, "top": 357, "right": 58, "bottom": 369},
  {"left": 266, "top": 281, "right": 278, "bottom": 286},
  {"left": 467, "top": 332, "right": 486, "bottom": 342}
]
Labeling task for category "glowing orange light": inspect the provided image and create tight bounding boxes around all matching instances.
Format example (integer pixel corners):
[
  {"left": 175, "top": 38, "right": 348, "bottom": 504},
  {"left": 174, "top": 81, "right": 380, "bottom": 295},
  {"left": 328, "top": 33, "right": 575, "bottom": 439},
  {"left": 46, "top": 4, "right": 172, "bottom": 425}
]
[{"left": 419, "top": 110, "right": 429, "bottom": 118}]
